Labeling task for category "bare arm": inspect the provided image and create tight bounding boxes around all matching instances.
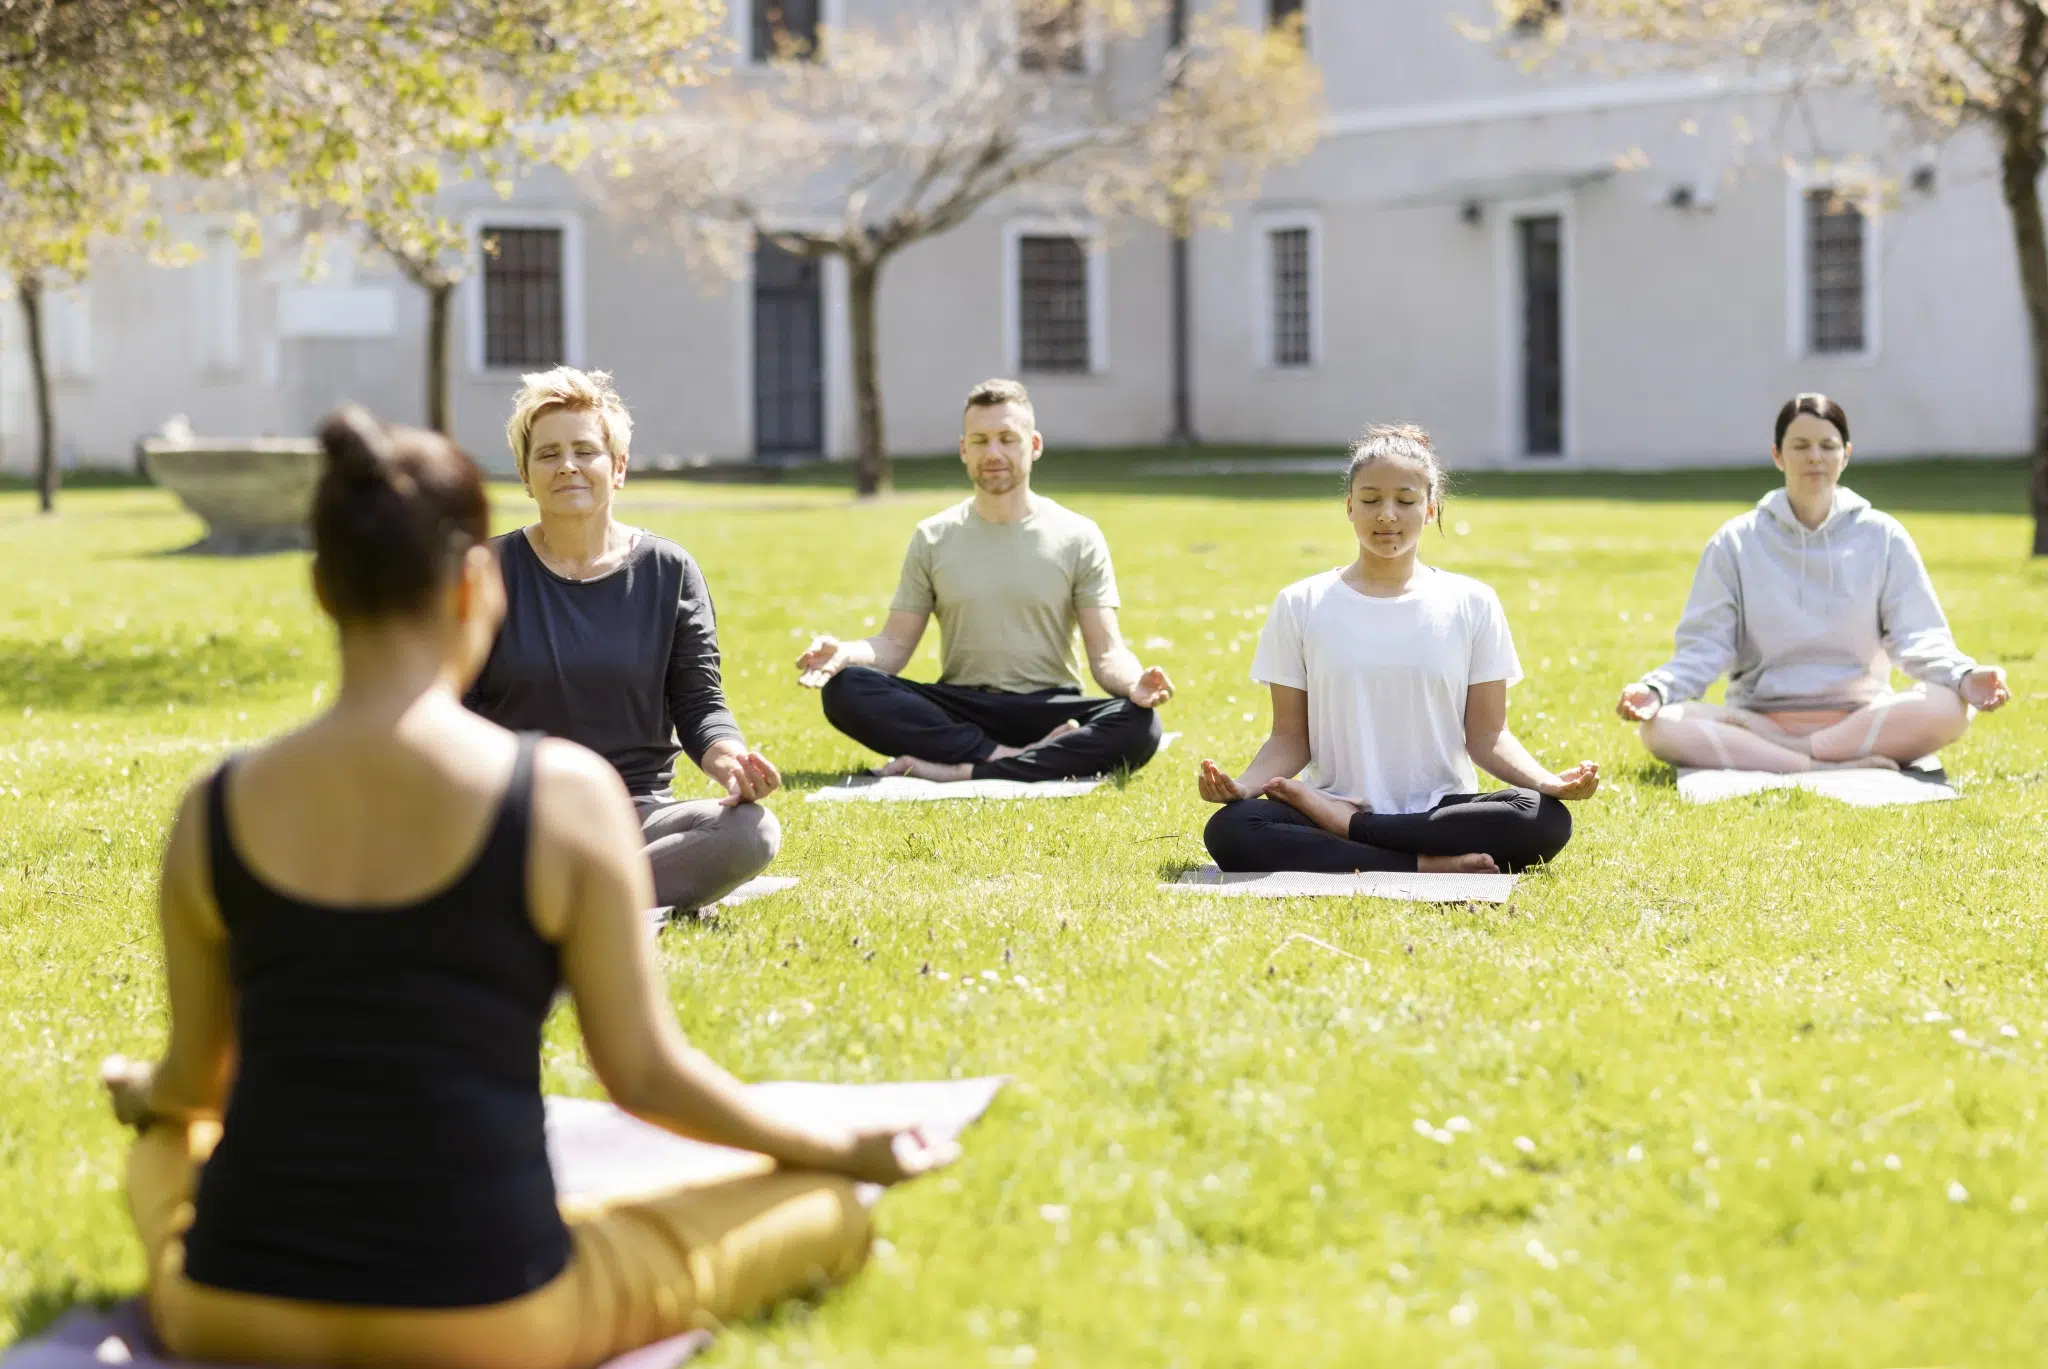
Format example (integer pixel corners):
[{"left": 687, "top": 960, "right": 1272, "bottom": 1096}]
[
  {"left": 1077, "top": 606, "right": 1173, "bottom": 706},
  {"left": 1464, "top": 680, "right": 1599, "bottom": 799},
  {"left": 104, "top": 783, "right": 237, "bottom": 1129},
  {"left": 541, "top": 743, "right": 945, "bottom": 1183},
  {"left": 1076, "top": 605, "right": 1142, "bottom": 696},
  {"left": 1198, "top": 685, "right": 1311, "bottom": 802},
  {"left": 796, "top": 611, "right": 929, "bottom": 686}
]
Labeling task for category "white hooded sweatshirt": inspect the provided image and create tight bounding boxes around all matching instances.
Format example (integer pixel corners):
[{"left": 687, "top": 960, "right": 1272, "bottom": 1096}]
[{"left": 1642, "top": 486, "right": 1977, "bottom": 712}]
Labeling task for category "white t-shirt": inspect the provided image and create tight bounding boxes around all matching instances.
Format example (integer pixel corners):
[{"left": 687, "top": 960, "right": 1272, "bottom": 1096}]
[{"left": 1250, "top": 566, "right": 1523, "bottom": 815}]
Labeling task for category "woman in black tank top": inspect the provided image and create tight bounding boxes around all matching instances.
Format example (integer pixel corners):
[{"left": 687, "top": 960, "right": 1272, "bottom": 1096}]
[{"left": 99, "top": 409, "right": 953, "bottom": 1369}]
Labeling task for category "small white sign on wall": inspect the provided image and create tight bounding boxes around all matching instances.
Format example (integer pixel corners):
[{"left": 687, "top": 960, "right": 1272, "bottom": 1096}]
[{"left": 277, "top": 284, "right": 399, "bottom": 340}]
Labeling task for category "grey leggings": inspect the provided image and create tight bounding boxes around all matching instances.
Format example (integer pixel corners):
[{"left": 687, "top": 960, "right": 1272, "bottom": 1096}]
[{"left": 632, "top": 797, "right": 782, "bottom": 912}]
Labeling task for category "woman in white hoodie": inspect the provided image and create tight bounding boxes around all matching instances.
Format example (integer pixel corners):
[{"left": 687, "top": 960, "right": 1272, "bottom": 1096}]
[{"left": 1617, "top": 394, "right": 2010, "bottom": 772}]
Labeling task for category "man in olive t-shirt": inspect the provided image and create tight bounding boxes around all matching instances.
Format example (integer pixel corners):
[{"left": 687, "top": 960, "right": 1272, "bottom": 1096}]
[{"left": 796, "top": 379, "right": 1175, "bottom": 782}]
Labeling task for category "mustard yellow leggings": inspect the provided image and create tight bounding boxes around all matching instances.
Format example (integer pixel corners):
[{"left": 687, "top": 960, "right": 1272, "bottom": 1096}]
[{"left": 127, "top": 1122, "right": 872, "bottom": 1369}]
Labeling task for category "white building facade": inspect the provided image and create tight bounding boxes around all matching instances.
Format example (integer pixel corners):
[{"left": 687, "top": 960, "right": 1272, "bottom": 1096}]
[{"left": 0, "top": 0, "right": 2028, "bottom": 477}]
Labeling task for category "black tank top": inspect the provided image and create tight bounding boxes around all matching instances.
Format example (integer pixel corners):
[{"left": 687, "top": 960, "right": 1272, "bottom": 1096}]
[{"left": 181, "top": 734, "right": 571, "bottom": 1308}]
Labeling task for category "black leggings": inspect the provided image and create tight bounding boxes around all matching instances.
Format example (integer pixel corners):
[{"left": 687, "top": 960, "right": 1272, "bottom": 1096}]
[
  {"left": 819, "top": 666, "right": 1163, "bottom": 782},
  {"left": 1203, "top": 788, "right": 1571, "bottom": 874}
]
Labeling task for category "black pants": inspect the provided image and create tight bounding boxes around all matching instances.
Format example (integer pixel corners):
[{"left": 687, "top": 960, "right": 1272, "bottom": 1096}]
[
  {"left": 1203, "top": 788, "right": 1571, "bottom": 874},
  {"left": 820, "top": 666, "right": 1163, "bottom": 782}
]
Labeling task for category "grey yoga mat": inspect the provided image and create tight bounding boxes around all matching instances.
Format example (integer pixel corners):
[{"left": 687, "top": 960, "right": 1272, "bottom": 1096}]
[
  {"left": 1675, "top": 758, "right": 1957, "bottom": 807},
  {"left": 2, "top": 1077, "right": 1007, "bottom": 1369},
  {"left": 1166, "top": 866, "right": 1518, "bottom": 903}
]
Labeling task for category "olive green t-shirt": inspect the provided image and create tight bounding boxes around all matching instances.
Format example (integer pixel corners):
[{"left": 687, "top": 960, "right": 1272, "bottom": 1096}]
[{"left": 890, "top": 497, "right": 1120, "bottom": 693}]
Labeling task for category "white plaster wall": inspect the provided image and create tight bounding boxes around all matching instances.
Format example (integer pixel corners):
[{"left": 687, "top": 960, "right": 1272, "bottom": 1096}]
[{"left": 0, "top": 281, "right": 30, "bottom": 474}]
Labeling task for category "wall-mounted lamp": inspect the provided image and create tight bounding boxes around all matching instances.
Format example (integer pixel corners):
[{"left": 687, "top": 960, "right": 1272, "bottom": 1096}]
[
  {"left": 1657, "top": 178, "right": 1717, "bottom": 212},
  {"left": 1459, "top": 200, "right": 1484, "bottom": 226},
  {"left": 1910, "top": 163, "right": 1938, "bottom": 195}
]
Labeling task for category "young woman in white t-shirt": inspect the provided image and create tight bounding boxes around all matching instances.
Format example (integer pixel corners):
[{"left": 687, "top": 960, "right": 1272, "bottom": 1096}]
[{"left": 1198, "top": 425, "right": 1600, "bottom": 875}]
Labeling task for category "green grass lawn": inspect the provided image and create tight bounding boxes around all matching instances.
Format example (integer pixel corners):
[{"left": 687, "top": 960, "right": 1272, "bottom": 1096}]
[{"left": 3, "top": 454, "right": 2046, "bottom": 1367}]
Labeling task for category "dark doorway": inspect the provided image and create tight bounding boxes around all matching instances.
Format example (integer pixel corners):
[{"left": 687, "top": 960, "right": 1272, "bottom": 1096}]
[
  {"left": 1517, "top": 214, "right": 1564, "bottom": 458},
  {"left": 753, "top": 240, "right": 824, "bottom": 460}
]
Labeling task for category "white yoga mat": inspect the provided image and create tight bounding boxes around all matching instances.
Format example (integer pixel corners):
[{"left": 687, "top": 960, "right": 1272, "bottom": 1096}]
[
  {"left": 1676, "top": 764, "right": 1958, "bottom": 807},
  {"left": 547, "top": 1076, "right": 1008, "bottom": 1207},
  {"left": 716, "top": 875, "right": 799, "bottom": 906},
  {"left": 809, "top": 775, "right": 1104, "bottom": 802},
  {"left": 1165, "top": 866, "right": 1518, "bottom": 903},
  {"left": 646, "top": 876, "right": 801, "bottom": 932},
  {"left": 806, "top": 733, "right": 1178, "bottom": 803}
]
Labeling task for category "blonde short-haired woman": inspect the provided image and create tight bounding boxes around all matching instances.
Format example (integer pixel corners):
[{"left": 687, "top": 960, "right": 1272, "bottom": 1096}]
[{"left": 465, "top": 366, "right": 782, "bottom": 915}]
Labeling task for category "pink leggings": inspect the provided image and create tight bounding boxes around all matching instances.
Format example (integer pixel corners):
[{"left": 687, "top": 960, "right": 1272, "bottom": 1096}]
[{"left": 1638, "top": 686, "right": 1970, "bottom": 773}]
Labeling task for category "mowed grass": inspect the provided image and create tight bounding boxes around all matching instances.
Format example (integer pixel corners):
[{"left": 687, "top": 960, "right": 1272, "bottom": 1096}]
[{"left": 3, "top": 454, "right": 2046, "bottom": 1367}]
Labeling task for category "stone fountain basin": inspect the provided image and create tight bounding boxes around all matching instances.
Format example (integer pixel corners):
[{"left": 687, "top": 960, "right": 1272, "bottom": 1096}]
[{"left": 142, "top": 439, "right": 322, "bottom": 554}]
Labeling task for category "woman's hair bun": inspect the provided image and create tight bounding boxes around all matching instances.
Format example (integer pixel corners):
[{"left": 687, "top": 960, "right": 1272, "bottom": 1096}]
[
  {"left": 309, "top": 406, "right": 490, "bottom": 621},
  {"left": 319, "top": 405, "right": 396, "bottom": 487}
]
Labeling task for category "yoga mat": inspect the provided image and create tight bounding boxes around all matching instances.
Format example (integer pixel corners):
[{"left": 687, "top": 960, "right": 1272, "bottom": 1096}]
[
  {"left": 3, "top": 1078, "right": 1006, "bottom": 1369},
  {"left": 1165, "top": 866, "right": 1518, "bottom": 903},
  {"left": 805, "top": 733, "right": 1179, "bottom": 803},
  {"left": 716, "top": 875, "right": 798, "bottom": 907},
  {"left": 646, "top": 876, "right": 802, "bottom": 932},
  {"left": 1676, "top": 760, "right": 1957, "bottom": 807},
  {"left": 808, "top": 775, "right": 1103, "bottom": 802}
]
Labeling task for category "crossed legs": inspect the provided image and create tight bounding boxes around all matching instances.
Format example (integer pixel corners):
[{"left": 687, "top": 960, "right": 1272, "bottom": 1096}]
[
  {"left": 634, "top": 797, "right": 781, "bottom": 913},
  {"left": 131, "top": 1122, "right": 869, "bottom": 1369},
  {"left": 820, "top": 666, "right": 1162, "bottom": 782},
  {"left": 1639, "top": 686, "right": 1970, "bottom": 774},
  {"left": 1204, "top": 786, "right": 1572, "bottom": 876}
]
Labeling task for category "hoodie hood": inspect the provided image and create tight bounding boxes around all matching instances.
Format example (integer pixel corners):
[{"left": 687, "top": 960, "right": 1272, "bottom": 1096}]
[{"left": 1757, "top": 485, "right": 1871, "bottom": 536}]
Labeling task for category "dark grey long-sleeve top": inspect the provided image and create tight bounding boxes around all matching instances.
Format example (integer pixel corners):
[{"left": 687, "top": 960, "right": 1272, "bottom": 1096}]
[{"left": 463, "top": 529, "right": 743, "bottom": 798}]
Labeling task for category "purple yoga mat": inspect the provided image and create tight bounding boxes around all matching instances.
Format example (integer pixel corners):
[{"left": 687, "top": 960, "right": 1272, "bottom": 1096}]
[{"left": 3, "top": 1078, "right": 1007, "bottom": 1369}]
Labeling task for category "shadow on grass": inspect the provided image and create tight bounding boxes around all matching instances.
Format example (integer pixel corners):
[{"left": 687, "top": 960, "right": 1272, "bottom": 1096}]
[
  {"left": 680, "top": 448, "right": 2033, "bottom": 517},
  {"left": 780, "top": 769, "right": 874, "bottom": 792},
  {"left": 0, "top": 637, "right": 314, "bottom": 713},
  {"left": 1618, "top": 758, "right": 1679, "bottom": 789}
]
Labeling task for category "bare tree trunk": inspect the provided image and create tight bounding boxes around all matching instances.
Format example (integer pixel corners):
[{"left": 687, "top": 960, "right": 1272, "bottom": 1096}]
[
  {"left": 1998, "top": 107, "right": 2048, "bottom": 554},
  {"left": 1166, "top": 0, "right": 1196, "bottom": 447},
  {"left": 19, "top": 274, "right": 57, "bottom": 514},
  {"left": 1169, "top": 226, "right": 1196, "bottom": 447},
  {"left": 426, "top": 279, "right": 453, "bottom": 435},
  {"left": 848, "top": 255, "right": 889, "bottom": 497}
]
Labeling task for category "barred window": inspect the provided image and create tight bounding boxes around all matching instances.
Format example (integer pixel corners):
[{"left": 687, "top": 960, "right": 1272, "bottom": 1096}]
[
  {"left": 480, "top": 227, "right": 564, "bottom": 370},
  {"left": 752, "top": 0, "right": 820, "bottom": 62},
  {"left": 1019, "top": 0, "right": 1085, "bottom": 73},
  {"left": 1270, "top": 227, "right": 1313, "bottom": 368},
  {"left": 1807, "top": 188, "right": 1867, "bottom": 355},
  {"left": 1018, "top": 235, "right": 1092, "bottom": 373}
]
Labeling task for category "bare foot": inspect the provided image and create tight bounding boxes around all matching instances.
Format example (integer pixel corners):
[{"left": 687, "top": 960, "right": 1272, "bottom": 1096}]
[
  {"left": 987, "top": 719, "right": 1082, "bottom": 761},
  {"left": 878, "top": 756, "right": 974, "bottom": 782},
  {"left": 1418, "top": 853, "right": 1500, "bottom": 874},
  {"left": 1262, "top": 777, "right": 1363, "bottom": 837}
]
